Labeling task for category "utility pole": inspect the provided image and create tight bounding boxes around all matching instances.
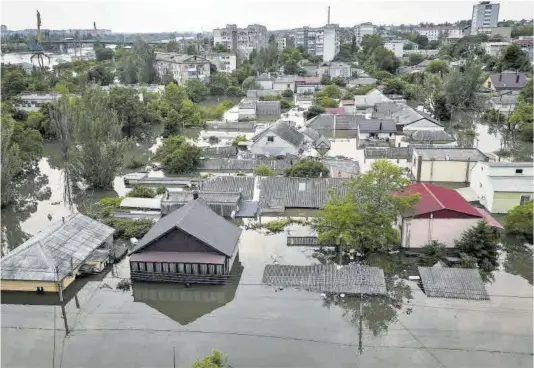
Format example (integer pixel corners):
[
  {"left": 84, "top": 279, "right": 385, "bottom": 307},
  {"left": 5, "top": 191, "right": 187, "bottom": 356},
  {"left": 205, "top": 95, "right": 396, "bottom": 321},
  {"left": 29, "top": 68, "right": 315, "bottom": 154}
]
[
  {"left": 56, "top": 266, "right": 70, "bottom": 334},
  {"left": 70, "top": 257, "right": 80, "bottom": 309}
]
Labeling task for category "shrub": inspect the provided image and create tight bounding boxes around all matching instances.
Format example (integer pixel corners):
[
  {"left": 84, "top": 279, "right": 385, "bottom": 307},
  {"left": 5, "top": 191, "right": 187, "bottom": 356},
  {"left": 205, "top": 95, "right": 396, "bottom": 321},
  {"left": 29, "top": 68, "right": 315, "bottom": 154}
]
[
  {"left": 116, "top": 279, "right": 131, "bottom": 291},
  {"left": 232, "top": 135, "right": 247, "bottom": 146},
  {"left": 254, "top": 164, "right": 273, "bottom": 176},
  {"left": 156, "top": 135, "right": 202, "bottom": 174},
  {"left": 281, "top": 89, "right": 294, "bottom": 98},
  {"left": 192, "top": 350, "right": 227, "bottom": 368},
  {"left": 208, "top": 136, "right": 220, "bottom": 145},
  {"left": 103, "top": 218, "right": 154, "bottom": 239},
  {"left": 265, "top": 219, "right": 291, "bottom": 233},
  {"left": 419, "top": 240, "right": 447, "bottom": 266},
  {"left": 285, "top": 160, "right": 330, "bottom": 178},
  {"left": 96, "top": 197, "right": 123, "bottom": 217},
  {"left": 127, "top": 185, "right": 157, "bottom": 198},
  {"left": 156, "top": 186, "right": 166, "bottom": 195}
]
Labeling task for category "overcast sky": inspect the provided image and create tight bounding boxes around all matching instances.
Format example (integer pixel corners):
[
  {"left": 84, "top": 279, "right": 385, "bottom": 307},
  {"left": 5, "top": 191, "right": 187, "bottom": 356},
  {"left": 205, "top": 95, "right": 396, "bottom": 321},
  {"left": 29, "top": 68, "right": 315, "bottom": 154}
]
[{"left": 2, "top": 0, "right": 533, "bottom": 33}]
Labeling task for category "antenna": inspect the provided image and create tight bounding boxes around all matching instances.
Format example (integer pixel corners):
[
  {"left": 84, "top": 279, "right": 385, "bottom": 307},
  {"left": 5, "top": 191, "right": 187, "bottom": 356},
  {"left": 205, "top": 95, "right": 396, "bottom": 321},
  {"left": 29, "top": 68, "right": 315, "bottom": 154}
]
[{"left": 327, "top": 6, "right": 330, "bottom": 25}]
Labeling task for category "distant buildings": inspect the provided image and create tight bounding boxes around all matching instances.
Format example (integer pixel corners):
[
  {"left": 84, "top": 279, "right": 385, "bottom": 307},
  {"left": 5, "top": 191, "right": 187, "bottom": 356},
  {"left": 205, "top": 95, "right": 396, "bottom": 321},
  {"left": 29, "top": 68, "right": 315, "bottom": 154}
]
[
  {"left": 414, "top": 27, "right": 441, "bottom": 41},
  {"left": 276, "top": 36, "right": 287, "bottom": 51},
  {"left": 354, "top": 23, "right": 376, "bottom": 44},
  {"left": 471, "top": 1, "right": 500, "bottom": 35},
  {"left": 322, "top": 24, "right": 340, "bottom": 62},
  {"left": 14, "top": 92, "right": 61, "bottom": 112},
  {"left": 203, "top": 52, "right": 237, "bottom": 73},
  {"left": 293, "top": 25, "right": 340, "bottom": 62},
  {"left": 383, "top": 41, "right": 404, "bottom": 57},
  {"left": 317, "top": 62, "right": 351, "bottom": 78},
  {"left": 213, "top": 24, "right": 268, "bottom": 59},
  {"left": 154, "top": 53, "right": 210, "bottom": 85}
]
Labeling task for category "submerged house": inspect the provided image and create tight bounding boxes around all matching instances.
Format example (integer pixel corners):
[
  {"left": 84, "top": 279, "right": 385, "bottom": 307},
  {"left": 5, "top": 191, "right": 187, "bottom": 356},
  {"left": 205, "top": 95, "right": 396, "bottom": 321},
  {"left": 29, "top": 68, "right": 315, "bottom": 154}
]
[
  {"left": 1, "top": 214, "right": 115, "bottom": 292},
  {"left": 161, "top": 191, "right": 242, "bottom": 217},
  {"left": 129, "top": 198, "right": 242, "bottom": 284}
]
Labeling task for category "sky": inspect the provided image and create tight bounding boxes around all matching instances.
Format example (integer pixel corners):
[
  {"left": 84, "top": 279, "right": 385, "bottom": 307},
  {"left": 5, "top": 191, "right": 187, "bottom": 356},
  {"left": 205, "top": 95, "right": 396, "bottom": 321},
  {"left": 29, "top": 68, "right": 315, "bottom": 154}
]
[{"left": 2, "top": 0, "right": 533, "bottom": 33}]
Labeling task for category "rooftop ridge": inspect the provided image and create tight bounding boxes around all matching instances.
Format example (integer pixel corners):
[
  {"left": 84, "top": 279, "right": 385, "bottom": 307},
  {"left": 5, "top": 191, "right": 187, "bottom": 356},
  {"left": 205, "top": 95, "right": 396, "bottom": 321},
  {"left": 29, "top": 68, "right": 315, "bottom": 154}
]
[{"left": 422, "top": 183, "right": 445, "bottom": 211}]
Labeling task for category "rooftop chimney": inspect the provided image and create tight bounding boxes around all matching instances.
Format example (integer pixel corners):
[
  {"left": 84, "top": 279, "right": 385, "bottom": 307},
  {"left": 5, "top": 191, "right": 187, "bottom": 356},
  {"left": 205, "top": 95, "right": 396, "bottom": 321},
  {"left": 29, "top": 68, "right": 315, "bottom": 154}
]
[
  {"left": 193, "top": 190, "right": 199, "bottom": 200},
  {"left": 379, "top": 122, "right": 382, "bottom": 131},
  {"left": 499, "top": 74, "right": 502, "bottom": 81},
  {"left": 327, "top": 6, "right": 330, "bottom": 25},
  {"left": 62, "top": 217, "right": 65, "bottom": 223},
  {"left": 516, "top": 74, "right": 520, "bottom": 83}
]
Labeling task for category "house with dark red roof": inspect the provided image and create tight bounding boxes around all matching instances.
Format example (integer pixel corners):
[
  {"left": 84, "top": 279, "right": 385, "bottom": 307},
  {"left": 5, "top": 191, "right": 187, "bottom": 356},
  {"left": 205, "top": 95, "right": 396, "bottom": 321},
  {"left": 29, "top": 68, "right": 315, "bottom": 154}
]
[{"left": 397, "top": 183, "right": 501, "bottom": 248}]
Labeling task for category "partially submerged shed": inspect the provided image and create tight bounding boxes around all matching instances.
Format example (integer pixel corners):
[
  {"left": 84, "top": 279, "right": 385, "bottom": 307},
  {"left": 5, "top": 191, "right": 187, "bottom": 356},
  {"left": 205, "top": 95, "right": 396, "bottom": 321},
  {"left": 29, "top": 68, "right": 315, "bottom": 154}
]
[{"left": 418, "top": 266, "right": 489, "bottom": 300}]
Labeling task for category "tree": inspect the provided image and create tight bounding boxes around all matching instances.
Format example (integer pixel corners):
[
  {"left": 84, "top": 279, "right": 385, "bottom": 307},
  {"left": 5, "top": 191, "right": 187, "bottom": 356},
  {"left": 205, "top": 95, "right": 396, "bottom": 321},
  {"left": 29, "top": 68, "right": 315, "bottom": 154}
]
[
  {"left": 331, "top": 76, "right": 346, "bottom": 87},
  {"left": 285, "top": 160, "right": 329, "bottom": 178},
  {"left": 10, "top": 121, "right": 44, "bottom": 165},
  {"left": 281, "top": 89, "right": 293, "bottom": 98},
  {"left": 361, "top": 34, "right": 383, "bottom": 57},
  {"left": 242, "top": 76, "right": 261, "bottom": 91},
  {"left": 519, "top": 79, "right": 533, "bottom": 104},
  {"left": 209, "top": 73, "right": 231, "bottom": 96},
  {"left": 185, "top": 79, "right": 209, "bottom": 102},
  {"left": 500, "top": 44, "right": 531, "bottom": 72},
  {"left": 313, "top": 160, "right": 419, "bottom": 258},
  {"left": 319, "top": 84, "right": 342, "bottom": 99},
  {"left": 371, "top": 47, "right": 400, "bottom": 73},
  {"left": 156, "top": 135, "right": 201, "bottom": 174},
  {"left": 192, "top": 350, "right": 227, "bottom": 368},
  {"left": 95, "top": 47, "right": 114, "bottom": 61},
  {"left": 1, "top": 65, "right": 27, "bottom": 100},
  {"left": 1, "top": 117, "right": 23, "bottom": 207},
  {"left": 254, "top": 164, "right": 273, "bottom": 176},
  {"left": 426, "top": 60, "right": 449, "bottom": 74},
  {"left": 69, "top": 87, "right": 131, "bottom": 188},
  {"left": 208, "top": 136, "right": 220, "bottom": 145},
  {"left": 455, "top": 221, "right": 500, "bottom": 274},
  {"left": 127, "top": 185, "right": 156, "bottom": 198},
  {"left": 225, "top": 85, "right": 243, "bottom": 97},
  {"left": 408, "top": 53, "right": 424, "bottom": 66},
  {"left": 109, "top": 86, "right": 149, "bottom": 139},
  {"left": 164, "top": 82, "right": 189, "bottom": 111},
  {"left": 305, "top": 105, "right": 325, "bottom": 120},
  {"left": 232, "top": 135, "right": 247, "bottom": 147},
  {"left": 213, "top": 43, "right": 227, "bottom": 53},
  {"left": 419, "top": 241, "right": 447, "bottom": 266},
  {"left": 413, "top": 34, "right": 429, "bottom": 48},
  {"left": 86, "top": 64, "right": 115, "bottom": 86},
  {"left": 504, "top": 200, "right": 533, "bottom": 243},
  {"left": 283, "top": 59, "right": 301, "bottom": 75}
]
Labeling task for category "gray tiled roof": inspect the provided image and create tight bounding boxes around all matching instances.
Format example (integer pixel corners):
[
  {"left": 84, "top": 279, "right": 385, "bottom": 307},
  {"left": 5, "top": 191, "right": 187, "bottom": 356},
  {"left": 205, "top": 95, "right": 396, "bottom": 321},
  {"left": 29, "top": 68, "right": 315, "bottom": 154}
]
[
  {"left": 407, "top": 130, "right": 455, "bottom": 142},
  {"left": 161, "top": 192, "right": 242, "bottom": 216},
  {"left": 1, "top": 214, "right": 115, "bottom": 282},
  {"left": 489, "top": 72, "right": 527, "bottom": 90},
  {"left": 306, "top": 114, "right": 395, "bottom": 133},
  {"left": 414, "top": 147, "right": 488, "bottom": 161},
  {"left": 132, "top": 199, "right": 241, "bottom": 257},
  {"left": 201, "top": 146, "right": 238, "bottom": 157},
  {"left": 357, "top": 119, "right": 397, "bottom": 133},
  {"left": 321, "top": 158, "right": 360, "bottom": 176},
  {"left": 198, "top": 158, "right": 293, "bottom": 172},
  {"left": 301, "top": 127, "right": 321, "bottom": 141},
  {"left": 418, "top": 267, "right": 489, "bottom": 300},
  {"left": 259, "top": 177, "right": 348, "bottom": 210},
  {"left": 271, "top": 120, "right": 305, "bottom": 147},
  {"left": 200, "top": 176, "right": 255, "bottom": 200}
]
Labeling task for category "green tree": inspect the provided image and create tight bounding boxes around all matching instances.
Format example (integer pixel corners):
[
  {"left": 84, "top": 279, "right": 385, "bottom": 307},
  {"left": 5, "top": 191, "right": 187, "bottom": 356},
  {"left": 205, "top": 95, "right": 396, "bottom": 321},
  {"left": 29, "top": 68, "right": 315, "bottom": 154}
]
[
  {"left": 225, "top": 85, "right": 243, "bottom": 97},
  {"left": 419, "top": 240, "right": 447, "bottom": 266},
  {"left": 319, "top": 84, "right": 342, "bottom": 99},
  {"left": 305, "top": 105, "right": 325, "bottom": 119},
  {"left": 209, "top": 73, "right": 231, "bottom": 96},
  {"left": 163, "top": 82, "right": 189, "bottom": 111},
  {"left": 127, "top": 185, "right": 157, "bottom": 198},
  {"left": 504, "top": 200, "right": 533, "bottom": 243},
  {"left": 371, "top": 47, "right": 400, "bottom": 73},
  {"left": 283, "top": 59, "right": 301, "bottom": 75},
  {"left": 316, "top": 96, "right": 338, "bottom": 108},
  {"left": 254, "top": 164, "right": 273, "bottom": 176},
  {"left": 1, "top": 65, "right": 27, "bottom": 100},
  {"left": 232, "top": 135, "right": 247, "bottom": 147},
  {"left": 285, "top": 160, "right": 329, "bottom": 178},
  {"left": 500, "top": 44, "right": 531, "bottom": 72},
  {"left": 313, "top": 160, "right": 418, "bottom": 258},
  {"left": 1, "top": 117, "right": 23, "bottom": 207},
  {"left": 455, "top": 221, "right": 500, "bottom": 274},
  {"left": 156, "top": 135, "right": 201, "bottom": 174},
  {"left": 95, "top": 47, "right": 114, "bottom": 61},
  {"left": 281, "top": 89, "right": 294, "bottom": 98},
  {"left": 109, "top": 86, "right": 148, "bottom": 139},
  {"left": 426, "top": 60, "right": 449, "bottom": 74},
  {"left": 86, "top": 64, "right": 115, "bottom": 85},
  {"left": 361, "top": 34, "right": 383, "bottom": 58},
  {"left": 331, "top": 76, "right": 346, "bottom": 87},
  {"left": 186, "top": 79, "right": 209, "bottom": 102},
  {"left": 192, "top": 350, "right": 227, "bottom": 368},
  {"left": 519, "top": 78, "right": 533, "bottom": 105},
  {"left": 10, "top": 121, "right": 44, "bottom": 165}
]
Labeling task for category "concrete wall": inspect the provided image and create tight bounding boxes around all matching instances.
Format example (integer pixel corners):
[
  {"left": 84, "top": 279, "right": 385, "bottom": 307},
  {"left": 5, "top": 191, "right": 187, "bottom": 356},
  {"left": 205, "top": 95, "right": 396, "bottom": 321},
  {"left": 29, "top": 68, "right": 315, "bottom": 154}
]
[
  {"left": 402, "top": 217, "right": 481, "bottom": 248},
  {"left": 258, "top": 80, "right": 274, "bottom": 90},
  {"left": 0, "top": 275, "right": 75, "bottom": 292},
  {"left": 296, "top": 85, "right": 317, "bottom": 94},
  {"left": 492, "top": 191, "right": 533, "bottom": 214},
  {"left": 256, "top": 101, "right": 281, "bottom": 117},
  {"left": 273, "top": 81, "right": 295, "bottom": 92},
  {"left": 417, "top": 160, "right": 477, "bottom": 183},
  {"left": 238, "top": 107, "right": 256, "bottom": 119}
]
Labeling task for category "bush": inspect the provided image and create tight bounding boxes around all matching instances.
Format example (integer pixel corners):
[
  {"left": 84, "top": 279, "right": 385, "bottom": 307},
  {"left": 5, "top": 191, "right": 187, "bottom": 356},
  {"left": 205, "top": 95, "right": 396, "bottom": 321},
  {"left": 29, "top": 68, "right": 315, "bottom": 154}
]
[
  {"left": 285, "top": 160, "right": 330, "bottom": 178},
  {"left": 232, "top": 135, "right": 247, "bottom": 146},
  {"left": 331, "top": 76, "right": 346, "bottom": 87},
  {"left": 96, "top": 197, "right": 123, "bottom": 217},
  {"left": 116, "top": 279, "right": 131, "bottom": 291},
  {"left": 127, "top": 185, "right": 157, "bottom": 198},
  {"left": 208, "top": 136, "right": 220, "bottom": 145},
  {"left": 103, "top": 218, "right": 154, "bottom": 239},
  {"left": 156, "top": 186, "right": 166, "bottom": 195},
  {"left": 192, "top": 350, "right": 227, "bottom": 368},
  {"left": 265, "top": 219, "right": 291, "bottom": 233},
  {"left": 281, "top": 89, "right": 294, "bottom": 98},
  {"left": 504, "top": 200, "right": 533, "bottom": 243},
  {"left": 305, "top": 105, "right": 326, "bottom": 120},
  {"left": 254, "top": 164, "right": 273, "bottom": 176},
  {"left": 419, "top": 240, "right": 447, "bottom": 266},
  {"left": 156, "top": 135, "right": 202, "bottom": 174}
]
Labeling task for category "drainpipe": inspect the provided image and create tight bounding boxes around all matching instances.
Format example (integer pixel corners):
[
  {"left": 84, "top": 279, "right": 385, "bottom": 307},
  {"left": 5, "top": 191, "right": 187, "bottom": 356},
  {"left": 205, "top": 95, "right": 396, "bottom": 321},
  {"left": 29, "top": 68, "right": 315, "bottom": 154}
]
[
  {"left": 428, "top": 213, "right": 433, "bottom": 243},
  {"left": 333, "top": 114, "right": 336, "bottom": 140},
  {"left": 465, "top": 157, "right": 471, "bottom": 185},
  {"left": 430, "top": 158, "right": 435, "bottom": 182}
]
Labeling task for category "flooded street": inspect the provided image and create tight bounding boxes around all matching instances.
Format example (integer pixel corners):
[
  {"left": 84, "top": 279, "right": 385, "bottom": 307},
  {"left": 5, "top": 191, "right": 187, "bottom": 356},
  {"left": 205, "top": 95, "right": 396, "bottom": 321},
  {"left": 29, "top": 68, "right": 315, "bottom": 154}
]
[{"left": 2, "top": 228, "right": 532, "bottom": 367}]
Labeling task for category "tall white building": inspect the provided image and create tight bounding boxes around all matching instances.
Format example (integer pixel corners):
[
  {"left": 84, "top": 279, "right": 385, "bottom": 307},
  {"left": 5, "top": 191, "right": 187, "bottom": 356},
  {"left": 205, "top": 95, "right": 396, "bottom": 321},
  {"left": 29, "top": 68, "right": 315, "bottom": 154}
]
[
  {"left": 276, "top": 36, "right": 287, "bottom": 51},
  {"left": 471, "top": 1, "right": 500, "bottom": 35},
  {"left": 213, "top": 24, "right": 268, "bottom": 59},
  {"left": 384, "top": 41, "right": 404, "bottom": 58},
  {"left": 204, "top": 53, "right": 237, "bottom": 73},
  {"left": 322, "top": 25, "right": 340, "bottom": 62},
  {"left": 354, "top": 23, "right": 376, "bottom": 44}
]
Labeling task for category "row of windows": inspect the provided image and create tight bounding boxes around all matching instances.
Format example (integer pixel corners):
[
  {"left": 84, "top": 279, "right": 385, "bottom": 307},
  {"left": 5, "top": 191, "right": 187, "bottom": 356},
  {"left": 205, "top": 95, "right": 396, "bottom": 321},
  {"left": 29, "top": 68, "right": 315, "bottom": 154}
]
[{"left": 131, "top": 261, "right": 224, "bottom": 275}]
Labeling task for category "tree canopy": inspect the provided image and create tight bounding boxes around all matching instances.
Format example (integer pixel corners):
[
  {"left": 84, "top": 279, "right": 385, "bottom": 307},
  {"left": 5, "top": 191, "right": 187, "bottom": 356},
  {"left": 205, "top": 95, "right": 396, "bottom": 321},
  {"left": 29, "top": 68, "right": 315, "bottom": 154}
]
[
  {"left": 455, "top": 221, "right": 500, "bottom": 276},
  {"left": 156, "top": 135, "right": 201, "bottom": 174},
  {"left": 284, "top": 160, "right": 330, "bottom": 178},
  {"left": 504, "top": 200, "right": 533, "bottom": 243}
]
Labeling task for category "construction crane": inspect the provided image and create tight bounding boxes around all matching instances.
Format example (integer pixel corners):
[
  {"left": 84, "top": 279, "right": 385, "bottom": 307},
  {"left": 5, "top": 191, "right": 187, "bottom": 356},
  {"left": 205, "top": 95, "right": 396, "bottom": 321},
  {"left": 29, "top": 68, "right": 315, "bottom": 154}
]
[{"left": 30, "top": 10, "right": 50, "bottom": 69}]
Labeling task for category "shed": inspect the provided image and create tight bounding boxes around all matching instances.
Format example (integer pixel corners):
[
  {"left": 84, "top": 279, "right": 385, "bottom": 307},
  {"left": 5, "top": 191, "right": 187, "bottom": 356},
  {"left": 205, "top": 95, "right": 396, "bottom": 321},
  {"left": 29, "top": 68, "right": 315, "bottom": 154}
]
[
  {"left": 1, "top": 214, "right": 115, "bottom": 292},
  {"left": 129, "top": 198, "right": 242, "bottom": 284},
  {"left": 418, "top": 267, "right": 489, "bottom": 300}
]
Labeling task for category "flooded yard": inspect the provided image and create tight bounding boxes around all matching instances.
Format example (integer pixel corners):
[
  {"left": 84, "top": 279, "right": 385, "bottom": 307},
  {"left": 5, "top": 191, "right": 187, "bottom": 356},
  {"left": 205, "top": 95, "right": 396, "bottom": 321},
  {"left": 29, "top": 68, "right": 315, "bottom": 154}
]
[{"left": 1, "top": 226, "right": 533, "bottom": 367}]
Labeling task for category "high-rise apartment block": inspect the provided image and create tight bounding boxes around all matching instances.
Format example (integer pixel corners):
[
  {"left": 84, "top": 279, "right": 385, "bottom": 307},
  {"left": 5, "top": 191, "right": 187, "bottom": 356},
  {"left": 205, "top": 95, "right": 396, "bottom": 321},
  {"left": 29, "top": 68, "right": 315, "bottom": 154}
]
[
  {"left": 293, "top": 25, "right": 339, "bottom": 62},
  {"left": 213, "top": 24, "right": 268, "bottom": 60},
  {"left": 354, "top": 23, "right": 376, "bottom": 44},
  {"left": 471, "top": 2, "right": 500, "bottom": 35}
]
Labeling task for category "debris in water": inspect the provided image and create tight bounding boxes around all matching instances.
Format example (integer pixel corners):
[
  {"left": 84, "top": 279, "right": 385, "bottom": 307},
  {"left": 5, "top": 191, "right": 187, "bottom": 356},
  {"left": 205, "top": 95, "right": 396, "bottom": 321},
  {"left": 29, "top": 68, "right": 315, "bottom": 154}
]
[
  {"left": 406, "top": 308, "right": 413, "bottom": 315},
  {"left": 340, "top": 293, "right": 345, "bottom": 298},
  {"left": 51, "top": 201, "right": 61, "bottom": 205},
  {"left": 321, "top": 293, "right": 326, "bottom": 298},
  {"left": 130, "top": 238, "right": 138, "bottom": 245},
  {"left": 47, "top": 214, "right": 52, "bottom": 221},
  {"left": 116, "top": 279, "right": 131, "bottom": 291}
]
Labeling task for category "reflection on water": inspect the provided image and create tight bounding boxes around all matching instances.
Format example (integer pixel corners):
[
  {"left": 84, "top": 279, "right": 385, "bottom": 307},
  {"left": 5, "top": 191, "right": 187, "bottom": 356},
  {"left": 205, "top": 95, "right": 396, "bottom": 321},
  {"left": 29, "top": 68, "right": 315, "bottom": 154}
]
[
  {"left": 502, "top": 237, "right": 533, "bottom": 285},
  {"left": 132, "top": 261, "right": 243, "bottom": 325}
]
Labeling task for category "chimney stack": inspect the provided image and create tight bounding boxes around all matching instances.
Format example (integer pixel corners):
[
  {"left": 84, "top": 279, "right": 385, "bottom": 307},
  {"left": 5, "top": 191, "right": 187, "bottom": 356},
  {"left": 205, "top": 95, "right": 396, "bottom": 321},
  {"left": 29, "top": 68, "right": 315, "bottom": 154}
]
[
  {"left": 516, "top": 74, "right": 520, "bottom": 83},
  {"left": 62, "top": 217, "right": 65, "bottom": 223},
  {"left": 193, "top": 190, "right": 199, "bottom": 200},
  {"left": 499, "top": 73, "right": 502, "bottom": 82},
  {"left": 327, "top": 6, "right": 330, "bottom": 25}
]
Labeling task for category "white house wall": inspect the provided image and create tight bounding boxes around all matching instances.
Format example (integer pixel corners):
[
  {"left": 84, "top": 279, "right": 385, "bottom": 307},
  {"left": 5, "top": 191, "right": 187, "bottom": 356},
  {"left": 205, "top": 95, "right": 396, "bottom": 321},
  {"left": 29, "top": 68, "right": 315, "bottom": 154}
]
[
  {"left": 402, "top": 217, "right": 482, "bottom": 248},
  {"left": 414, "top": 160, "right": 478, "bottom": 183},
  {"left": 258, "top": 80, "right": 274, "bottom": 90}
]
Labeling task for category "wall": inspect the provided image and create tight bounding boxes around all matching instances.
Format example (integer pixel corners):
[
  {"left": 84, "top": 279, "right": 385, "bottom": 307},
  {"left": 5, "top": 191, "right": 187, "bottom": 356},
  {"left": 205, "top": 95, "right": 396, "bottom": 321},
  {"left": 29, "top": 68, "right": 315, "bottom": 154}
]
[
  {"left": 258, "top": 80, "right": 274, "bottom": 90},
  {"left": 384, "top": 42, "right": 404, "bottom": 58},
  {"left": 418, "top": 160, "right": 477, "bottom": 183},
  {"left": 0, "top": 276, "right": 75, "bottom": 292},
  {"left": 402, "top": 217, "right": 481, "bottom": 248},
  {"left": 296, "top": 85, "right": 317, "bottom": 94},
  {"left": 492, "top": 191, "right": 533, "bottom": 214},
  {"left": 141, "top": 228, "right": 216, "bottom": 253},
  {"left": 250, "top": 131, "right": 299, "bottom": 156},
  {"left": 273, "top": 81, "right": 295, "bottom": 92},
  {"left": 238, "top": 107, "right": 256, "bottom": 119}
]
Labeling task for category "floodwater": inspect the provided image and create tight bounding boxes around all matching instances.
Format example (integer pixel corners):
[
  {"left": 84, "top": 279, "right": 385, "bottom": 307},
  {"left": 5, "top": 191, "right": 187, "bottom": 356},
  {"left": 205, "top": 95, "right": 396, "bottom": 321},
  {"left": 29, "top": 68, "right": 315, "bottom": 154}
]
[
  {"left": 2, "top": 48, "right": 96, "bottom": 68},
  {"left": 1, "top": 228, "right": 532, "bottom": 367}
]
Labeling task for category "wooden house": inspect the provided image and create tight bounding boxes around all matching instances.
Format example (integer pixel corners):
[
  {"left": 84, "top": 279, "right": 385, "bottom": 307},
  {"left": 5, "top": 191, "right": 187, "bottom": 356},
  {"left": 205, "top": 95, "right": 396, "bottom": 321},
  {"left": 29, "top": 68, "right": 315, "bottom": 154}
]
[{"left": 129, "top": 198, "right": 242, "bottom": 284}]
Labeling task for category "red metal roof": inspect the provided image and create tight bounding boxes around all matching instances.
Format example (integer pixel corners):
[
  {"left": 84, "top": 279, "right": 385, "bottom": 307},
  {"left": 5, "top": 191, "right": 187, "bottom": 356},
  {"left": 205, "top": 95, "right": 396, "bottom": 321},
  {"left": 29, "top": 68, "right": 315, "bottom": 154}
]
[
  {"left": 474, "top": 208, "right": 503, "bottom": 229},
  {"left": 325, "top": 107, "right": 346, "bottom": 115},
  {"left": 341, "top": 100, "right": 355, "bottom": 105},
  {"left": 402, "top": 183, "right": 482, "bottom": 218}
]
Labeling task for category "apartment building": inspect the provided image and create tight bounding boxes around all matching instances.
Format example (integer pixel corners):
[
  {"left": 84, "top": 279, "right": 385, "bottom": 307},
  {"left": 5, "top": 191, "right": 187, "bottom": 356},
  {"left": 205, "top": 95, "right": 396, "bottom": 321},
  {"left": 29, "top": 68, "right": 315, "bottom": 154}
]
[
  {"left": 414, "top": 27, "right": 442, "bottom": 41},
  {"left": 384, "top": 41, "right": 404, "bottom": 57},
  {"left": 471, "top": 1, "right": 500, "bottom": 35},
  {"left": 276, "top": 36, "right": 287, "bottom": 51},
  {"left": 354, "top": 23, "right": 376, "bottom": 44},
  {"left": 204, "top": 52, "right": 237, "bottom": 73},
  {"left": 154, "top": 53, "right": 211, "bottom": 85},
  {"left": 293, "top": 25, "right": 339, "bottom": 61},
  {"left": 322, "top": 24, "right": 340, "bottom": 62},
  {"left": 213, "top": 24, "right": 268, "bottom": 59},
  {"left": 482, "top": 42, "right": 511, "bottom": 57}
]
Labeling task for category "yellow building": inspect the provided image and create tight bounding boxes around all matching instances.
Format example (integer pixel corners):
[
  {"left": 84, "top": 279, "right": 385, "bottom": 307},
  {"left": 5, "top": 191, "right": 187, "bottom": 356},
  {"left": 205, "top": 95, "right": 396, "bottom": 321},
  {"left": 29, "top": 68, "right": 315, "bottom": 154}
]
[{"left": 1, "top": 213, "right": 114, "bottom": 292}]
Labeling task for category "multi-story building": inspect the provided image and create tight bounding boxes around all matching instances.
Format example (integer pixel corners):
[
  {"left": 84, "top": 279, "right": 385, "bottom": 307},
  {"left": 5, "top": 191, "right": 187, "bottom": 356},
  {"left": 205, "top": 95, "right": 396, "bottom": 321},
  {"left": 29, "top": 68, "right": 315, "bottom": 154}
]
[
  {"left": 203, "top": 52, "right": 237, "bottom": 73},
  {"left": 154, "top": 53, "right": 211, "bottom": 86},
  {"left": 414, "top": 27, "right": 442, "bottom": 41},
  {"left": 354, "top": 23, "right": 376, "bottom": 44},
  {"left": 322, "top": 24, "right": 339, "bottom": 62},
  {"left": 482, "top": 42, "right": 511, "bottom": 57},
  {"left": 384, "top": 41, "right": 404, "bottom": 57},
  {"left": 213, "top": 24, "right": 268, "bottom": 59},
  {"left": 276, "top": 36, "right": 287, "bottom": 51},
  {"left": 294, "top": 27, "right": 319, "bottom": 56},
  {"left": 471, "top": 1, "right": 500, "bottom": 35}
]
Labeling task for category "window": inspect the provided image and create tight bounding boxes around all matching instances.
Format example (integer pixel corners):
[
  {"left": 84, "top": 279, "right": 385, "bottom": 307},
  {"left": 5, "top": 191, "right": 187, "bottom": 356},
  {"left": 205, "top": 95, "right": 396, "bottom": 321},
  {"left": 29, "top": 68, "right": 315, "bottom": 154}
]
[
  {"left": 520, "top": 195, "right": 531, "bottom": 205},
  {"left": 515, "top": 169, "right": 523, "bottom": 174},
  {"left": 267, "top": 136, "right": 274, "bottom": 143}
]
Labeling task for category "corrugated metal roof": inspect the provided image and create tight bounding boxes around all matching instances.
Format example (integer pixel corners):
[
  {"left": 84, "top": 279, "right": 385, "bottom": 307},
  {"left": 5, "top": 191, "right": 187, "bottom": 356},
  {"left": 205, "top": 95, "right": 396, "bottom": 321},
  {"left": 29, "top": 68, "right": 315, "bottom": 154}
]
[
  {"left": 120, "top": 197, "right": 162, "bottom": 210},
  {"left": 259, "top": 177, "right": 348, "bottom": 210},
  {"left": 200, "top": 176, "right": 255, "bottom": 200},
  {"left": 414, "top": 147, "right": 488, "bottom": 161},
  {"left": 357, "top": 119, "right": 397, "bottom": 133},
  {"left": 418, "top": 267, "right": 489, "bottom": 300},
  {"left": 198, "top": 158, "right": 293, "bottom": 172},
  {"left": 1, "top": 214, "right": 115, "bottom": 282},
  {"left": 489, "top": 72, "right": 527, "bottom": 90},
  {"left": 488, "top": 176, "right": 534, "bottom": 192},
  {"left": 400, "top": 183, "right": 483, "bottom": 217},
  {"left": 131, "top": 199, "right": 241, "bottom": 257},
  {"left": 262, "top": 264, "right": 387, "bottom": 295},
  {"left": 408, "top": 130, "right": 455, "bottom": 142},
  {"left": 270, "top": 120, "right": 305, "bottom": 147}
]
